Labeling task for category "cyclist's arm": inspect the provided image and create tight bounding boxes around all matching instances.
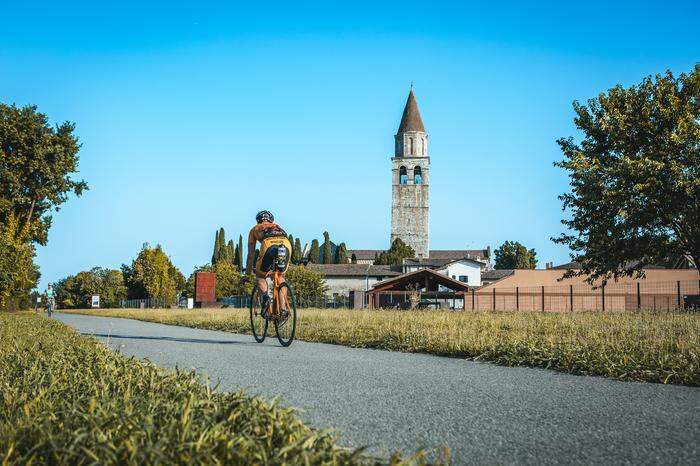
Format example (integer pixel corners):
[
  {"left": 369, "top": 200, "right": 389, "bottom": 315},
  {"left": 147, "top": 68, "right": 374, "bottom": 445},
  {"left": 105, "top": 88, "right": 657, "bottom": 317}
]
[{"left": 245, "top": 228, "right": 257, "bottom": 276}]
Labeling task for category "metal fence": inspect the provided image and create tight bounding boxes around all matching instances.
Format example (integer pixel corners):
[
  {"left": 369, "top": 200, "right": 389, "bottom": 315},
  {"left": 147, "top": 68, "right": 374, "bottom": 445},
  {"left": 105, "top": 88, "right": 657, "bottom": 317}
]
[
  {"left": 119, "top": 298, "right": 168, "bottom": 309},
  {"left": 469, "top": 279, "right": 700, "bottom": 312},
  {"left": 221, "top": 294, "right": 352, "bottom": 309}
]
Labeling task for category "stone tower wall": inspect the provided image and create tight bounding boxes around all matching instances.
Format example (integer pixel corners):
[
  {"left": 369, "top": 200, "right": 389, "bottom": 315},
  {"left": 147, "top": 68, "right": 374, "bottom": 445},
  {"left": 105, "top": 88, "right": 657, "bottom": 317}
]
[{"left": 390, "top": 155, "right": 430, "bottom": 258}]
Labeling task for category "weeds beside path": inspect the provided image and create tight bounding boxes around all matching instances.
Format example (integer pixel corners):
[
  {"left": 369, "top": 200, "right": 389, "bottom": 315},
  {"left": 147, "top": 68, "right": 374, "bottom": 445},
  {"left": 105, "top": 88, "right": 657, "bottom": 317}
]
[
  {"left": 64, "top": 308, "right": 700, "bottom": 386},
  {"left": 0, "top": 313, "right": 420, "bottom": 465}
]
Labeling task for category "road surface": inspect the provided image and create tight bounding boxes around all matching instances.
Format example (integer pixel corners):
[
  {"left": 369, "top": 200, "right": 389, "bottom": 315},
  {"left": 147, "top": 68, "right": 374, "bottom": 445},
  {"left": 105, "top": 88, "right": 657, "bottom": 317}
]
[{"left": 56, "top": 313, "right": 699, "bottom": 464}]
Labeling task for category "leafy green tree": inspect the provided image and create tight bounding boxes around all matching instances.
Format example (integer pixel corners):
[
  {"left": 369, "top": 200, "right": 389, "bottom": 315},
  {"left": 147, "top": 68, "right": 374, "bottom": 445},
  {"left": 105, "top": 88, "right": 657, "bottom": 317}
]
[
  {"left": 351, "top": 253, "right": 357, "bottom": 264},
  {"left": 335, "top": 243, "right": 348, "bottom": 264},
  {"left": 237, "top": 234, "right": 244, "bottom": 270},
  {"left": 293, "top": 238, "right": 302, "bottom": 264},
  {"left": 374, "top": 238, "right": 415, "bottom": 265},
  {"left": 322, "top": 232, "right": 332, "bottom": 264},
  {"left": 212, "top": 261, "right": 240, "bottom": 298},
  {"left": 123, "top": 244, "right": 184, "bottom": 305},
  {"left": 554, "top": 66, "right": 700, "bottom": 281},
  {"left": 0, "top": 213, "right": 39, "bottom": 311},
  {"left": 55, "top": 267, "right": 127, "bottom": 308},
  {"left": 494, "top": 241, "right": 537, "bottom": 269},
  {"left": 286, "top": 266, "right": 328, "bottom": 302},
  {"left": 309, "top": 239, "right": 320, "bottom": 264},
  {"left": 0, "top": 103, "right": 88, "bottom": 246}
]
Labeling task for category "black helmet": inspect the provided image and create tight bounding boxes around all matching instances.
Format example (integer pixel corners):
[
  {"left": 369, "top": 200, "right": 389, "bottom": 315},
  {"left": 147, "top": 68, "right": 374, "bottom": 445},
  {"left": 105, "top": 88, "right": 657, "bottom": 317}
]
[{"left": 255, "top": 210, "right": 274, "bottom": 223}]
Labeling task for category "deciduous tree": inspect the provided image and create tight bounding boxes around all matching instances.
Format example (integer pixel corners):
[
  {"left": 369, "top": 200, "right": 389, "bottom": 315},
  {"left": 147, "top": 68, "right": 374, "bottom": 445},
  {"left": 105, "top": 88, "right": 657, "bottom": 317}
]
[
  {"left": 494, "top": 241, "right": 537, "bottom": 269},
  {"left": 0, "top": 103, "right": 88, "bottom": 246},
  {"left": 374, "top": 238, "right": 415, "bottom": 265},
  {"left": 123, "top": 244, "right": 184, "bottom": 305},
  {"left": 554, "top": 66, "right": 700, "bottom": 281},
  {"left": 286, "top": 265, "right": 328, "bottom": 302}
]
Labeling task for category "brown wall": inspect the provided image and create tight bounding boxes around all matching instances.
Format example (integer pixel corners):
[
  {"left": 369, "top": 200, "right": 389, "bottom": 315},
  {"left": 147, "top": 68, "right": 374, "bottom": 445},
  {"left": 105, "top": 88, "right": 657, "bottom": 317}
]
[{"left": 479, "top": 269, "right": 699, "bottom": 290}]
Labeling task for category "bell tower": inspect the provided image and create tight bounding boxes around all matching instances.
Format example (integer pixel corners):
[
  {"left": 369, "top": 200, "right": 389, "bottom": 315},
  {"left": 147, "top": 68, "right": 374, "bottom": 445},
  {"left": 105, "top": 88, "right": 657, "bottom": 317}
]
[{"left": 390, "top": 88, "right": 430, "bottom": 259}]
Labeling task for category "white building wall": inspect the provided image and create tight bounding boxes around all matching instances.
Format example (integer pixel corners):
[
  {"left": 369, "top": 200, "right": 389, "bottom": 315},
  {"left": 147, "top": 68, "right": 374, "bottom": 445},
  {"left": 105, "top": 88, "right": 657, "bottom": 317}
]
[
  {"left": 436, "top": 261, "right": 482, "bottom": 286},
  {"left": 324, "top": 276, "right": 387, "bottom": 296}
]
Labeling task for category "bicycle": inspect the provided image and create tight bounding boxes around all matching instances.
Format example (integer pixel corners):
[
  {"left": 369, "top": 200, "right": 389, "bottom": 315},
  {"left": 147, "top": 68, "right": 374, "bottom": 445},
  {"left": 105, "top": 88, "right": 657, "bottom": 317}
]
[
  {"left": 249, "top": 247, "right": 298, "bottom": 347},
  {"left": 46, "top": 297, "right": 55, "bottom": 318}
]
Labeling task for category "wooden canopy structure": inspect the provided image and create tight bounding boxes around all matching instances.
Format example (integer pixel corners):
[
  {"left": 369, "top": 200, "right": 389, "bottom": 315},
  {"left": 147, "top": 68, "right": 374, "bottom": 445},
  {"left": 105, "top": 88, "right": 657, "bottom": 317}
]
[{"left": 366, "top": 268, "right": 471, "bottom": 309}]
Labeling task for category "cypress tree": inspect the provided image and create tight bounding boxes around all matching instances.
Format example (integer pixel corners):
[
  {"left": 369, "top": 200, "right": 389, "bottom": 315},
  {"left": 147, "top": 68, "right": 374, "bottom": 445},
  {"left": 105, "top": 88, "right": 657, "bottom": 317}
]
[
  {"left": 233, "top": 243, "right": 240, "bottom": 269},
  {"left": 336, "top": 243, "right": 348, "bottom": 264},
  {"left": 322, "top": 231, "right": 332, "bottom": 264},
  {"left": 227, "top": 240, "right": 235, "bottom": 264},
  {"left": 351, "top": 253, "right": 357, "bottom": 264},
  {"left": 237, "top": 234, "right": 244, "bottom": 270},
  {"left": 293, "top": 238, "right": 302, "bottom": 263},
  {"left": 288, "top": 234, "right": 295, "bottom": 261},
  {"left": 211, "top": 230, "right": 220, "bottom": 264},
  {"left": 309, "top": 239, "right": 320, "bottom": 263},
  {"left": 215, "top": 228, "right": 226, "bottom": 264}
]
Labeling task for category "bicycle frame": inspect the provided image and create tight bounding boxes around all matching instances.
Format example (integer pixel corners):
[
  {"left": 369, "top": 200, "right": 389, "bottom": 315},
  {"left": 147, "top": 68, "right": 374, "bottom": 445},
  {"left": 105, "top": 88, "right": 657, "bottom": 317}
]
[{"left": 253, "top": 246, "right": 289, "bottom": 320}]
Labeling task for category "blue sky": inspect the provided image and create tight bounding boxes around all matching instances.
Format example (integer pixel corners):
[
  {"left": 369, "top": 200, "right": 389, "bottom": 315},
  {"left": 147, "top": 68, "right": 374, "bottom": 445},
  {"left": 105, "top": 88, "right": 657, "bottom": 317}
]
[{"left": 1, "top": 1, "right": 698, "bottom": 288}]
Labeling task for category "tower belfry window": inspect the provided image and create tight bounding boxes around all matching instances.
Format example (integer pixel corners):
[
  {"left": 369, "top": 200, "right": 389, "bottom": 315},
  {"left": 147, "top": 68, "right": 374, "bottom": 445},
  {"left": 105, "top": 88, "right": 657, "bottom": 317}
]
[
  {"left": 399, "top": 166, "right": 408, "bottom": 184},
  {"left": 413, "top": 166, "right": 422, "bottom": 184},
  {"left": 422, "top": 138, "right": 425, "bottom": 155},
  {"left": 410, "top": 137, "right": 414, "bottom": 155}
]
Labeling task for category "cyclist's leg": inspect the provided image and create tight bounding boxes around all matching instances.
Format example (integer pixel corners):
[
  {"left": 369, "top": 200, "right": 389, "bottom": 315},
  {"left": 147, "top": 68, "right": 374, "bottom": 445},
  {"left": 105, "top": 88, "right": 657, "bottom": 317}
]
[{"left": 279, "top": 276, "right": 288, "bottom": 312}]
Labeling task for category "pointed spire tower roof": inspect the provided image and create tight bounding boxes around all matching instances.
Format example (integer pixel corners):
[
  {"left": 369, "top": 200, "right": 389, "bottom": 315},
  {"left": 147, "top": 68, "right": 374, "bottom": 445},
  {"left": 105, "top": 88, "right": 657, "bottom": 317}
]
[{"left": 397, "top": 88, "right": 425, "bottom": 133}]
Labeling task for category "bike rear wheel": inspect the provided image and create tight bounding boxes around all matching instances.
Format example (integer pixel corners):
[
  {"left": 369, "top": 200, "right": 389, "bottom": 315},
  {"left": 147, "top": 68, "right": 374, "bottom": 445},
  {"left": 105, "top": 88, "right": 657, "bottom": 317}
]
[
  {"left": 249, "top": 285, "right": 268, "bottom": 343},
  {"left": 274, "top": 282, "right": 297, "bottom": 347}
]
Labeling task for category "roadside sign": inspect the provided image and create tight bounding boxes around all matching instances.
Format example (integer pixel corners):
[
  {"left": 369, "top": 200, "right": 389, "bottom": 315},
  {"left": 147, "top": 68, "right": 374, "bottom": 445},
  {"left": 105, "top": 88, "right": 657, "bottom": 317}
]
[{"left": 91, "top": 295, "right": 100, "bottom": 308}]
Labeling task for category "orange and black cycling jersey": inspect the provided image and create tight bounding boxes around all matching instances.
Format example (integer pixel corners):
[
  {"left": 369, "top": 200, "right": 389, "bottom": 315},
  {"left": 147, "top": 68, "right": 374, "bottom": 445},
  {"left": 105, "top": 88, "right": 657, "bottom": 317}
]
[{"left": 246, "top": 221, "right": 288, "bottom": 275}]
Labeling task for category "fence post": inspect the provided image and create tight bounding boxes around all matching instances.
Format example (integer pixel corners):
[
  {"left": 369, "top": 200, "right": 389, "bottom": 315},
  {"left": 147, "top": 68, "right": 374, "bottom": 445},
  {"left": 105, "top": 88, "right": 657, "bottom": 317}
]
[
  {"left": 472, "top": 289, "right": 475, "bottom": 310},
  {"left": 516, "top": 287, "right": 519, "bottom": 311},
  {"left": 541, "top": 286, "right": 545, "bottom": 311},
  {"left": 569, "top": 285, "right": 573, "bottom": 311},
  {"left": 492, "top": 288, "right": 496, "bottom": 311},
  {"left": 677, "top": 280, "right": 681, "bottom": 309},
  {"left": 602, "top": 284, "right": 605, "bottom": 311},
  {"left": 637, "top": 282, "right": 641, "bottom": 310}
]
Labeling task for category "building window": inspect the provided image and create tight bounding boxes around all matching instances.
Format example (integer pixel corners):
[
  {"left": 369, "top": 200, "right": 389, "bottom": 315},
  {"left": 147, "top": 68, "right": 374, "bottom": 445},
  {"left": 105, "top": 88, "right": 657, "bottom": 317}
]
[
  {"left": 459, "top": 275, "right": 468, "bottom": 283},
  {"left": 410, "top": 137, "right": 414, "bottom": 155},
  {"left": 413, "top": 166, "right": 422, "bottom": 184},
  {"left": 422, "top": 138, "right": 425, "bottom": 155},
  {"left": 399, "top": 166, "right": 408, "bottom": 184}
]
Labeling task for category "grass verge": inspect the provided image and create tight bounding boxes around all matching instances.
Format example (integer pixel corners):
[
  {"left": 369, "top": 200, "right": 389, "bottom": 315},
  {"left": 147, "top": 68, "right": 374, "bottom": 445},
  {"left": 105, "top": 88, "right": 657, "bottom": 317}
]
[
  {"left": 0, "top": 313, "right": 419, "bottom": 465},
  {"left": 64, "top": 308, "right": 700, "bottom": 386}
]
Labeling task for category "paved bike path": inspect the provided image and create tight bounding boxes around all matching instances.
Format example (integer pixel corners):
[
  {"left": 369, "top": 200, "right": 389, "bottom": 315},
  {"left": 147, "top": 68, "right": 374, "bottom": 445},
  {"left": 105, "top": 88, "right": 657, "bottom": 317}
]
[{"left": 55, "top": 313, "right": 700, "bottom": 464}]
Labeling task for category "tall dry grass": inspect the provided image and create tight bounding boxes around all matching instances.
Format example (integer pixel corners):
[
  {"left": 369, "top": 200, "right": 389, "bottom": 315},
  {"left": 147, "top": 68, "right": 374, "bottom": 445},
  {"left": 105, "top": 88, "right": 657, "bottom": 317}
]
[
  {"left": 64, "top": 308, "right": 700, "bottom": 385},
  {"left": 1, "top": 313, "right": 428, "bottom": 465}
]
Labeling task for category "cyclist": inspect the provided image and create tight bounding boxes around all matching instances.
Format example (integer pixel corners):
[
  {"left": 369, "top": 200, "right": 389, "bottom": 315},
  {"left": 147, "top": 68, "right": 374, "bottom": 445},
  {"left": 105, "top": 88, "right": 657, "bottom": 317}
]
[
  {"left": 45, "top": 283, "right": 55, "bottom": 316},
  {"left": 243, "top": 210, "right": 292, "bottom": 318}
]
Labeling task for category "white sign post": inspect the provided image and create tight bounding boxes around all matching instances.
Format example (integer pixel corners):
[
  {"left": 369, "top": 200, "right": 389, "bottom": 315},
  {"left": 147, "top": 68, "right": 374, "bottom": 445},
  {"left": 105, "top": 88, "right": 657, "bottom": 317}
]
[{"left": 91, "top": 295, "right": 100, "bottom": 308}]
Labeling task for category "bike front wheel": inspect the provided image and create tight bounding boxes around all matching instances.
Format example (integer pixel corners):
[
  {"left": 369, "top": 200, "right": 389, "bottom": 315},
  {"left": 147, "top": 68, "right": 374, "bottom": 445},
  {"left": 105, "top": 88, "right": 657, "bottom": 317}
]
[
  {"left": 274, "top": 282, "right": 297, "bottom": 347},
  {"left": 249, "top": 285, "right": 268, "bottom": 343}
]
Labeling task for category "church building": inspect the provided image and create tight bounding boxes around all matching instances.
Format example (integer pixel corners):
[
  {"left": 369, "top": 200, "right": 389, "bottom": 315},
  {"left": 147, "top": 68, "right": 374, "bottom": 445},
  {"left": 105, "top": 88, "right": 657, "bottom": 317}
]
[{"left": 391, "top": 88, "right": 430, "bottom": 259}]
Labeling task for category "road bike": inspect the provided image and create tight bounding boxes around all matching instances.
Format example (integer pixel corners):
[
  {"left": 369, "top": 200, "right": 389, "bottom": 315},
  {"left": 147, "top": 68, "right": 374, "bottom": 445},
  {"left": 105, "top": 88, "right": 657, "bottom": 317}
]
[
  {"left": 46, "top": 297, "right": 55, "bottom": 318},
  {"left": 249, "top": 247, "right": 297, "bottom": 347}
]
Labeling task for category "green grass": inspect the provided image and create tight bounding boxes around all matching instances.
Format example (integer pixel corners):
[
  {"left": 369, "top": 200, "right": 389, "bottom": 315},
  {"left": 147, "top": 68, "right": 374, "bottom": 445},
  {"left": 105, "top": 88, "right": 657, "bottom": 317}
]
[
  {"left": 0, "top": 313, "right": 423, "bottom": 465},
  {"left": 64, "top": 307, "right": 700, "bottom": 386}
]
